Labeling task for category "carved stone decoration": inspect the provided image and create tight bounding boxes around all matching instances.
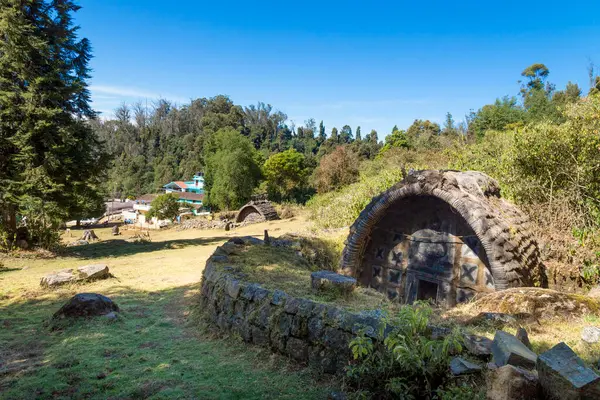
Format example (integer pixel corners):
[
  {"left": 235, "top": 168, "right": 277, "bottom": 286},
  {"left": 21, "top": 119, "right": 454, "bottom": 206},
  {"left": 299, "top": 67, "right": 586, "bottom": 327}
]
[{"left": 340, "top": 170, "right": 546, "bottom": 306}]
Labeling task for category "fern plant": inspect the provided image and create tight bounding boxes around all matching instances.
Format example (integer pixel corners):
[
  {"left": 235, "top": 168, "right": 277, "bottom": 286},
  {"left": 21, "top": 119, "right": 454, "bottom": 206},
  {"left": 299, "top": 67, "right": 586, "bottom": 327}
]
[{"left": 345, "top": 302, "right": 464, "bottom": 400}]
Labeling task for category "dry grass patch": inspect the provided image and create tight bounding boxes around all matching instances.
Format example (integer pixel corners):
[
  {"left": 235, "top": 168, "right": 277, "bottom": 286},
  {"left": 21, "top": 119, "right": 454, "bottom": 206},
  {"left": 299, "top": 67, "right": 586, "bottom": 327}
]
[{"left": 442, "top": 288, "right": 600, "bottom": 365}]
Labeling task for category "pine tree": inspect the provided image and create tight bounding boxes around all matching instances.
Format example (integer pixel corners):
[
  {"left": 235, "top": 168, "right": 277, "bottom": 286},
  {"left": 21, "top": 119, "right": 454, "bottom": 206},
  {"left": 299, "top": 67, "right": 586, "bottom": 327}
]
[
  {"left": 318, "top": 120, "right": 326, "bottom": 145},
  {"left": 0, "top": 0, "right": 108, "bottom": 247},
  {"left": 355, "top": 126, "right": 362, "bottom": 142}
]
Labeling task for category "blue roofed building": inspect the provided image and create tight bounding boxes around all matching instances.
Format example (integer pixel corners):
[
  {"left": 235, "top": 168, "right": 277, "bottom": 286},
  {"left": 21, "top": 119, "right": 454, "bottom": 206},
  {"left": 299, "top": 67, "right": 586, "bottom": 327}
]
[{"left": 163, "top": 173, "right": 204, "bottom": 194}]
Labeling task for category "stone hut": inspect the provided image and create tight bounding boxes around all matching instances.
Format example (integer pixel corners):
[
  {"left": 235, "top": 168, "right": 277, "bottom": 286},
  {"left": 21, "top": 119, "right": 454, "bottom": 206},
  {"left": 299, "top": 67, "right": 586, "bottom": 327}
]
[
  {"left": 235, "top": 200, "right": 279, "bottom": 223},
  {"left": 340, "top": 170, "right": 545, "bottom": 307}
]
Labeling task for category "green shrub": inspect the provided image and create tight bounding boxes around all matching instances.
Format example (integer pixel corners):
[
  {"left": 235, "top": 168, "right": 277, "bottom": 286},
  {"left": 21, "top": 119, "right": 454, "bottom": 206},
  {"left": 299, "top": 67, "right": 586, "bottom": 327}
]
[
  {"left": 344, "top": 302, "right": 464, "bottom": 400},
  {"left": 307, "top": 147, "right": 449, "bottom": 229}
]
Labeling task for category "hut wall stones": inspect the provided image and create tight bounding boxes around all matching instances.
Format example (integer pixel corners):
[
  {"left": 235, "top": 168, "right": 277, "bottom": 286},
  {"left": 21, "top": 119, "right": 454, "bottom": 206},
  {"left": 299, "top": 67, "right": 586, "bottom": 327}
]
[{"left": 340, "top": 170, "right": 546, "bottom": 307}]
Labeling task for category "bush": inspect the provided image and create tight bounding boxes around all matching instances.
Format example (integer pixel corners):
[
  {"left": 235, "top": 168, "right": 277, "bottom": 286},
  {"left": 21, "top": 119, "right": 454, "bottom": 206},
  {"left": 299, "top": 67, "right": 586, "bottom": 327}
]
[
  {"left": 263, "top": 149, "right": 312, "bottom": 203},
  {"left": 344, "top": 303, "right": 464, "bottom": 399},
  {"left": 307, "top": 148, "right": 448, "bottom": 229},
  {"left": 205, "top": 128, "right": 262, "bottom": 210},
  {"left": 147, "top": 193, "right": 180, "bottom": 221},
  {"left": 312, "top": 145, "right": 360, "bottom": 193}
]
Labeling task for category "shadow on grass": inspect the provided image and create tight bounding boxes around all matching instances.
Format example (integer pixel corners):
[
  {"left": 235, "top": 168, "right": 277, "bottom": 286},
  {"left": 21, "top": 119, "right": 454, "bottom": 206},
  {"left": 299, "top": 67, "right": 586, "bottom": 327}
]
[
  {"left": 65, "top": 236, "right": 230, "bottom": 259},
  {"left": 0, "top": 267, "right": 21, "bottom": 274},
  {"left": 0, "top": 284, "right": 334, "bottom": 399}
]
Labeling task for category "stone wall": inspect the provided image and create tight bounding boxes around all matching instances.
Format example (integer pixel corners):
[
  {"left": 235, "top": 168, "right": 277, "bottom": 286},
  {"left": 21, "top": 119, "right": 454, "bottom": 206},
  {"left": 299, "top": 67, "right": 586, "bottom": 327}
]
[{"left": 199, "top": 239, "right": 387, "bottom": 374}]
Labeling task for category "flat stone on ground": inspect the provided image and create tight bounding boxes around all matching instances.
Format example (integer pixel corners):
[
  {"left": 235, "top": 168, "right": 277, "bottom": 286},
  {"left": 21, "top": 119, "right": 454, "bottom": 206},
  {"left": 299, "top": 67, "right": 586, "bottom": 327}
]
[
  {"left": 311, "top": 270, "right": 356, "bottom": 294},
  {"left": 537, "top": 342, "right": 600, "bottom": 400},
  {"left": 491, "top": 330, "right": 537, "bottom": 369},
  {"left": 450, "top": 357, "right": 482, "bottom": 375},
  {"left": 581, "top": 327, "right": 600, "bottom": 344},
  {"left": 40, "top": 269, "right": 77, "bottom": 287},
  {"left": 41, "top": 264, "right": 111, "bottom": 288},
  {"left": 77, "top": 264, "right": 109, "bottom": 280}
]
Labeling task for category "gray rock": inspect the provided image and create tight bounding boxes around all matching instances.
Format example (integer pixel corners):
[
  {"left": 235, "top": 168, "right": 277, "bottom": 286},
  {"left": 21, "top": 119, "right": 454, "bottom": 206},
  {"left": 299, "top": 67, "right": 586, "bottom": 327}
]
[
  {"left": 486, "top": 364, "right": 539, "bottom": 400},
  {"left": 537, "top": 342, "right": 600, "bottom": 400},
  {"left": 53, "top": 293, "right": 119, "bottom": 319},
  {"left": 310, "top": 270, "right": 356, "bottom": 294},
  {"left": 516, "top": 327, "right": 532, "bottom": 349},
  {"left": 581, "top": 327, "right": 600, "bottom": 344},
  {"left": 210, "top": 255, "right": 228, "bottom": 263},
  {"left": 271, "top": 290, "right": 288, "bottom": 306},
  {"left": 225, "top": 278, "right": 241, "bottom": 299},
  {"left": 251, "top": 326, "right": 269, "bottom": 347},
  {"left": 450, "top": 357, "right": 482, "bottom": 375},
  {"left": 41, "top": 264, "right": 111, "bottom": 288},
  {"left": 491, "top": 330, "right": 537, "bottom": 369},
  {"left": 41, "top": 269, "right": 76, "bottom": 287},
  {"left": 286, "top": 337, "right": 309, "bottom": 361},
  {"left": 470, "top": 312, "right": 517, "bottom": 327},
  {"left": 77, "top": 264, "right": 109, "bottom": 280},
  {"left": 464, "top": 333, "right": 493, "bottom": 357}
]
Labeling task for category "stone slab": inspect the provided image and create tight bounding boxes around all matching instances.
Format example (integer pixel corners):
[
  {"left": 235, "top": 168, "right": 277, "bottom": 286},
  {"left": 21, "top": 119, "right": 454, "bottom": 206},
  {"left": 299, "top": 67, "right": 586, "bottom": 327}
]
[
  {"left": 537, "top": 342, "right": 600, "bottom": 400},
  {"left": 310, "top": 270, "right": 356, "bottom": 294},
  {"left": 491, "top": 330, "right": 537, "bottom": 369}
]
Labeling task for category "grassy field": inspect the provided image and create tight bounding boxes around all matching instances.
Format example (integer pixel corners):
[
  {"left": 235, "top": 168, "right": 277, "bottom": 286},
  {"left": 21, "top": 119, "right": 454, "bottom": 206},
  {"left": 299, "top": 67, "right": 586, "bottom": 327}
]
[{"left": 0, "top": 217, "right": 338, "bottom": 399}]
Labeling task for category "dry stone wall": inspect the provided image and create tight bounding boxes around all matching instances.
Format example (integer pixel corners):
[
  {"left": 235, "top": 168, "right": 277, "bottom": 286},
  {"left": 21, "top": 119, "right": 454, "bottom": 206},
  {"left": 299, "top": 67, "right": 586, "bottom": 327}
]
[{"left": 199, "top": 238, "right": 389, "bottom": 374}]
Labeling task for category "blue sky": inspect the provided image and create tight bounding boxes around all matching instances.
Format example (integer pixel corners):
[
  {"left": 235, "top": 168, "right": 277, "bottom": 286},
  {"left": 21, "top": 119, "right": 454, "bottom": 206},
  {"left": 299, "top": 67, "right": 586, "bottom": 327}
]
[{"left": 77, "top": 0, "right": 600, "bottom": 137}]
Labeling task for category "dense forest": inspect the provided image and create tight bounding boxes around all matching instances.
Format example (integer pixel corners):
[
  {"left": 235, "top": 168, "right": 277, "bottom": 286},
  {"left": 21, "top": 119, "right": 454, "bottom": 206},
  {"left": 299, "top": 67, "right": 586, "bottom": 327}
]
[{"left": 91, "top": 97, "right": 382, "bottom": 202}]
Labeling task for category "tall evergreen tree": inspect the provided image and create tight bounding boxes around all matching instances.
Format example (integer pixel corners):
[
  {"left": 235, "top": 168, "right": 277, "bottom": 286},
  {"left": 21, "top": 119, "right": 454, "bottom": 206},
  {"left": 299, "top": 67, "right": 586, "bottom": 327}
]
[
  {"left": 0, "top": 0, "right": 108, "bottom": 247},
  {"left": 340, "top": 125, "right": 353, "bottom": 143},
  {"left": 318, "top": 120, "right": 326, "bottom": 145},
  {"left": 355, "top": 126, "right": 362, "bottom": 142},
  {"left": 330, "top": 127, "right": 339, "bottom": 143}
]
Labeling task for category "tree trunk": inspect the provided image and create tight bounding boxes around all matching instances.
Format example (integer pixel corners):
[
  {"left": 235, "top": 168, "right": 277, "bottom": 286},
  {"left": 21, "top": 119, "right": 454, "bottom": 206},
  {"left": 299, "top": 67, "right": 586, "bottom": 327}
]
[{"left": 1, "top": 204, "right": 18, "bottom": 247}]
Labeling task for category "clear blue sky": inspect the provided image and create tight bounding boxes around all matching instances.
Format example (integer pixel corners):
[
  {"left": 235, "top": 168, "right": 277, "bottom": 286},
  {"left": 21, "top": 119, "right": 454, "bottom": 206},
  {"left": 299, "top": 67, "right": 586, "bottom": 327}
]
[{"left": 76, "top": 0, "right": 600, "bottom": 137}]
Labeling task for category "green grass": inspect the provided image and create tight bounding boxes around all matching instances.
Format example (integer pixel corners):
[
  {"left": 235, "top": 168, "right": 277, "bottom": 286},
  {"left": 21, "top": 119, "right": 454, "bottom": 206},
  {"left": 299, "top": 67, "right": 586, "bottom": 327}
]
[
  {"left": 1, "top": 285, "right": 333, "bottom": 399},
  {"left": 0, "top": 220, "right": 336, "bottom": 400},
  {"left": 215, "top": 243, "right": 400, "bottom": 313}
]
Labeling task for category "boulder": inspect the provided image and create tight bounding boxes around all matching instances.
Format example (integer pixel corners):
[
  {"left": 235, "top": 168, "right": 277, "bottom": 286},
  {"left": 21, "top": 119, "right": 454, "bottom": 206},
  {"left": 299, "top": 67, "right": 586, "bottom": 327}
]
[
  {"left": 53, "top": 293, "right": 119, "bottom": 319},
  {"left": 450, "top": 357, "right": 482, "bottom": 375},
  {"left": 537, "top": 342, "right": 600, "bottom": 400},
  {"left": 491, "top": 330, "right": 537, "bottom": 369},
  {"left": 41, "top": 269, "right": 76, "bottom": 287},
  {"left": 464, "top": 333, "right": 493, "bottom": 357},
  {"left": 581, "top": 327, "right": 600, "bottom": 344},
  {"left": 77, "top": 264, "right": 109, "bottom": 280},
  {"left": 310, "top": 270, "right": 356, "bottom": 294},
  {"left": 516, "top": 327, "right": 532, "bottom": 349},
  {"left": 486, "top": 364, "right": 539, "bottom": 400}
]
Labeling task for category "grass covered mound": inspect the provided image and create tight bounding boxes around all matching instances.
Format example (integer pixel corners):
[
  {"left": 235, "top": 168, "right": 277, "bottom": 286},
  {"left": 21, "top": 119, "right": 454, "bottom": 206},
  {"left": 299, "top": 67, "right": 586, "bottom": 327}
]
[
  {"left": 212, "top": 237, "right": 399, "bottom": 313},
  {"left": 446, "top": 287, "right": 600, "bottom": 321}
]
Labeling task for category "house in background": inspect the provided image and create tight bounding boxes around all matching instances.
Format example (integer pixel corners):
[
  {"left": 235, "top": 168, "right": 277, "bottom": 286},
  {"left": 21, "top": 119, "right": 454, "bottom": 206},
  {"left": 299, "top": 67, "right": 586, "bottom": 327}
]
[
  {"left": 123, "top": 174, "right": 208, "bottom": 226},
  {"left": 163, "top": 173, "right": 204, "bottom": 194}
]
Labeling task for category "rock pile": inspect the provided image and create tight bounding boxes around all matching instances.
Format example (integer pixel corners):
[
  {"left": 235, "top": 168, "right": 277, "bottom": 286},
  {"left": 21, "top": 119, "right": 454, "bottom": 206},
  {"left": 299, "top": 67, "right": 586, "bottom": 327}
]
[
  {"left": 41, "top": 264, "right": 111, "bottom": 288},
  {"left": 485, "top": 329, "right": 600, "bottom": 400}
]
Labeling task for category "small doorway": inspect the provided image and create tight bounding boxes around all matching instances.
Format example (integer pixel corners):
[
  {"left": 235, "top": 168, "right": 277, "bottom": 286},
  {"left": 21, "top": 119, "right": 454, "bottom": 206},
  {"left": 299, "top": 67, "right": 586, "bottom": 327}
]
[{"left": 417, "top": 280, "right": 439, "bottom": 302}]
